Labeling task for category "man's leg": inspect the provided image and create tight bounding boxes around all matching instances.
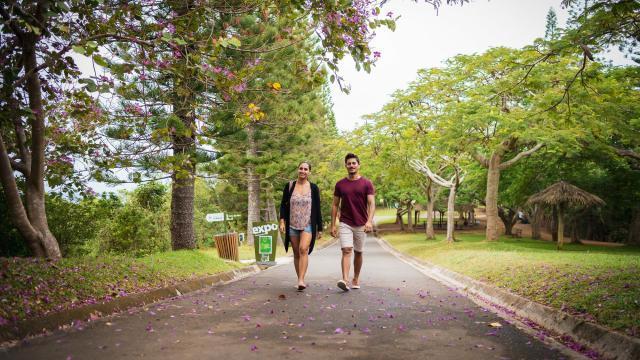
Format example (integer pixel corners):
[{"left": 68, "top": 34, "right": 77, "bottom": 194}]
[
  {"left": 351, "top": 226, "right": 365, "bottom": 287},
  {"left": 341, "top": 247, "right": 353, "bottom": 283},
  {"left": 352, "top": 250, "right": 363, "bottom": 286},
  {"left": 338, "top": 223, "right": 354, "bottom": 291}
]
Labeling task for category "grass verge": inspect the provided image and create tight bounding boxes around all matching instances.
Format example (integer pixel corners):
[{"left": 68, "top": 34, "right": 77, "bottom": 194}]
[
  {"left": 0, "top": 249, "right": 244, "bottom": 326},
  {"left": 382, "top": 232, "right": 640, "bottom": 337}
]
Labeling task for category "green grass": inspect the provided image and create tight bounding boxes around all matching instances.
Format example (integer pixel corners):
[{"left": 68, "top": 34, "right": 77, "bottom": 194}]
[
  {"left": 375, "top": 208, "right": 449, "bottom": 226},
  {"left": 0, "top": 250, "right": 244, "bottom": 325},
  {"left": 383, "top": 232, "right": 640, "bottom": 337},
  {"left": 375, "top": 208, "right": 412, "bottom": 225}
]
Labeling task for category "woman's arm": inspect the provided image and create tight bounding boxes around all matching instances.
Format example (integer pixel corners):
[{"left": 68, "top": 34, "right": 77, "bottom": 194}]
[
  {"left": 279, "top": 183, "right": 288, "bottom": 220},
  {"left": 279, "top": 183, "right": 288, "bottom": 233},
  {"left": 314, "top": 184, "right": 323, "bottom": 231}
]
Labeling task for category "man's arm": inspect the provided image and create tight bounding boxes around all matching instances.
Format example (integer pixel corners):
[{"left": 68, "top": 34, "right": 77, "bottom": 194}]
[
  {"left": 331, "top": 196, "right": 341, "bottom": 238},
  {"left": 364, "top": 194, "right": 375, "bottom": 232}
]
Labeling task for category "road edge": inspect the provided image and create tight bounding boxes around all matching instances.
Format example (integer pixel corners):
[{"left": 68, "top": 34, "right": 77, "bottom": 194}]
[
  {"left": 0, "top": 264, "right": 260, "bottom": 344},
  {"left": 375, "top": 236, "right": 640, "bottom": 360}
]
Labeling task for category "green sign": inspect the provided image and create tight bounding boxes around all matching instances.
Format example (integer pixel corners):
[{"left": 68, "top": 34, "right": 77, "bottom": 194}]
[
  {"left": 252, "top": 221, "right": 278, "bottom": 265},
  {"left": 259, "top": 235, "right": 272, "bottom": 254}
]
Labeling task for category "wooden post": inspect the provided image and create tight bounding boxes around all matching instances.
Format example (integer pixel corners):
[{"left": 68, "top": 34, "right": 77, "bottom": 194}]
[{"left": 557, "top": 205, "right": 565, "bottom": 250}]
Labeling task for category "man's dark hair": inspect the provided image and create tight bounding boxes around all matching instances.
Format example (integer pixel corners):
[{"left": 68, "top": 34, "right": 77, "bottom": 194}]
[{"left": 344, "top": 153, "right": 360, "bottom": 164}]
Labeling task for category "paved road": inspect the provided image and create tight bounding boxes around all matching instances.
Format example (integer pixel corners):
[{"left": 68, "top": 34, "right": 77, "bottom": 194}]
[{"left": 1, "top": 237, "right": 569, "bottom": 359}]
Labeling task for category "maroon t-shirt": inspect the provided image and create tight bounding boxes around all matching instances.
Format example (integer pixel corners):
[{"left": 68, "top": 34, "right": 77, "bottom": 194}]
[{"left": 334, "top": 177, "right": 375, "bottom": 227}]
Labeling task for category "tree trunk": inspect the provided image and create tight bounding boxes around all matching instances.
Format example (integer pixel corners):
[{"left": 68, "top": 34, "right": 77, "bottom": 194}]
[
  {"left": 0, "top": 135, "right": 47, "bottom": 257},
  {"left": 557, "top": 206, "right": 564, "bottom": 250},
  {"left": 246, "top": 123, "right": 260, "bottom": 245},
  {"left": 425, "top": 184, "right": 435, "bottom": 239},
  {"left": 407, "top": 201, "right": 414, "bottom": 232},
  {"left": 531, "top": 205, "right": 541, "bottom": 239},
  {"left": 485, "top": 153, "right": 502, "bottom": 241},
  {"left": 446, "top": 185, "right": 456, "bottom": 243},
  {"left": 627, "top": 209, "right": 640, "bottom": 245},
  {"left": 0, "top": 31, "right": 60, "bottom": 258},
  {"left": 170, "top": 113, "right": 196, "bottom": 250},
  {"left": 25, "top": 36, "right": 61, "bottom": 258},
  {"left": 396, "top": 206, "right": 406, "bottom": 230},
  {"left": 498, "top": 206, "right": 516, "bottom": 236},
  {"left": 168, "top": 0, "right": 198, "bottom": 251},
  {"left": 552, "top": 207, "right": 558, "bottom": 242}
]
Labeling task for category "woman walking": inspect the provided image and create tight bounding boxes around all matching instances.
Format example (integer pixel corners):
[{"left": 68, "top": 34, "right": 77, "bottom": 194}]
[{"left": 279, "top": 161, "right": 323, "bottom": 291}]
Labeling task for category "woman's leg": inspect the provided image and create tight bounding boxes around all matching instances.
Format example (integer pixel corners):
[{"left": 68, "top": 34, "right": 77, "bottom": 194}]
[
  {"left": 290, "top": 235, "right": 300, "bottom": 279},
  {"left": 297, "top": 231, "right": 312, "bottom": 286}
]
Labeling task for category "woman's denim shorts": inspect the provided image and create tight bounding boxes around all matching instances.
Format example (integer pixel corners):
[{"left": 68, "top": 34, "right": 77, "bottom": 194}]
[{"left": 288, "top": 224, "right": 312, "bottom": 237}]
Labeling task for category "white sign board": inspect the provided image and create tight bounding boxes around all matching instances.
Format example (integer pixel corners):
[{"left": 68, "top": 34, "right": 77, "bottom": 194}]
[{"left": 206, "top": 213, "right": 225, "bottom": 222}]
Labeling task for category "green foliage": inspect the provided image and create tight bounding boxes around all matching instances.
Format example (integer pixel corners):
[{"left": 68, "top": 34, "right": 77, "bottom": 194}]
[
  {"left": 132, "top": 182, "right": 167, "bottom": 211},
  {"left": 0, "top": 191, "right": 122, "bottom": 258},
  {"left": 93, "top": 189, "right": 170, "bottom": 257},
  {"left": 544, "top": 7, "right": 559, "bottom": 40},
  {"left": 562, "top": 0, "right": 640, "bottom": 63},
  {"left": 193, "top": 179, "right": 230, "bottom": 247},
  {"left": 46, "top": 194, "right": 122, "bottom": 257},
  {"left": 357, "top": 41, "right": 640, "bottom": 241}
]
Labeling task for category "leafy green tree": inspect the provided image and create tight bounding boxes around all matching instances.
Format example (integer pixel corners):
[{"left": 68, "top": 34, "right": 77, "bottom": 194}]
[
  {"left": 95, "top": 0, "right": 401, "bottom": 249},
  {"left": 561, "top": 0, "right": 639, "bottom": 63},
  {"left": 46, "top": 193, "right": 122, "bottom": 257},
  {"left": 545, "top": 7, "right": 559, "bottom": 40},
  {"left": 208, "top": 38, "right": 338, "bottom": 243},
  {"left": 0, "top": 0, "right": 121, "bottom": 258},
  {"left": 133, "top": 182, "right": 167, "bottom": 212}
]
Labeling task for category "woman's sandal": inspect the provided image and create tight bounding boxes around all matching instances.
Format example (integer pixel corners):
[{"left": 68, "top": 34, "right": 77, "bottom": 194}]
[
  {"left": 297, "top": 284, "right": 307, "bottom": 291},
  {"left": 337, "top": 280, "right": 350, "bottom": 292}
]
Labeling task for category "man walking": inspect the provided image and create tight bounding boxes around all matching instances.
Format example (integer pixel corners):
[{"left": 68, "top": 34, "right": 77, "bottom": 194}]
[{"left": 331, "top": 153, "right": 375, "bottom": 291}]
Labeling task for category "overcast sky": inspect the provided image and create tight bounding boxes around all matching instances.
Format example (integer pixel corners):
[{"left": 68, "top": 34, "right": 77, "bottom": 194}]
[{"left": 328, "top": 0, "right": 626, "bottom": 131}]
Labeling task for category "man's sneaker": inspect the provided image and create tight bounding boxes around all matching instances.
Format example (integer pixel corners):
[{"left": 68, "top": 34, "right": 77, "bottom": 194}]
[{"left": 337, "top": 280, "right": 350, "bottom": 292}]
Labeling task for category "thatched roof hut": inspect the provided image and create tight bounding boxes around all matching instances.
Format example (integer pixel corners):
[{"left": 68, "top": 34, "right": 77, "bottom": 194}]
[
  {"left": 527, "top": 181, "right": 605, "bottom": 208},
  {"left": 527, "top": 181, "right": 605, "bottom": 249}
]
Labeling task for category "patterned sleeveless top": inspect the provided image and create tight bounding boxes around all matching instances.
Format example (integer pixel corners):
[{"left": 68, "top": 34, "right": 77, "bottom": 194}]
[{"left": 290, "top": 191, "right": 312, "bottom": 230}]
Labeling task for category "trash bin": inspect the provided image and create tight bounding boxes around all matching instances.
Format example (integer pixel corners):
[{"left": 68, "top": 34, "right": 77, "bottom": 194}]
[
  {"left": 214, "top": 232, "right": 239, "bottom": 261},
  {"left": 251, "top": 221, "right": 278, "bottom": 266}
]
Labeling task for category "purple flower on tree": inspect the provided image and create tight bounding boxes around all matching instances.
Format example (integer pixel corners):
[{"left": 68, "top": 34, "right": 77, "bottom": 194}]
[
  {"left": 233, "top": 82, "right": 247, "bottom": 93},
  {"left": 342, "top": 34, "right": 354, "bottom": 46},
  {"left": 156, "top": 60, "right": 169, "bottom": 69}
]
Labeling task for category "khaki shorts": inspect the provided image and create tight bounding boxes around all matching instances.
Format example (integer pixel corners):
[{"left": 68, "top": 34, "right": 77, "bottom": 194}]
[{"left": 339, "top": 222, "right": 366, "bottom": 252}]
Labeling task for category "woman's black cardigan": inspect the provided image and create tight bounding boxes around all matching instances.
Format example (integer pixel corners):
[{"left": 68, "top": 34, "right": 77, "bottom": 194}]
[{"left": 279, "top": 181, "right": 323, "bottom": 255}]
